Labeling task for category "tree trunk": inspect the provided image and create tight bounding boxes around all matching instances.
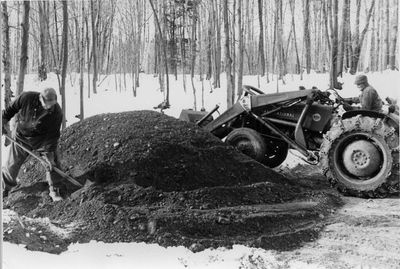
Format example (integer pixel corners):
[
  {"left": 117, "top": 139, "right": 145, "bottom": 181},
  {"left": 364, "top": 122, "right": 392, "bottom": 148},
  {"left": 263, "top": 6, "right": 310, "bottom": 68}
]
[
  {"left": 383, "top": 0, "right": 390, "bottom": 69},
  {"left": 264, "top": 0, "right": 270, "bottom": 82},
  {"left": 60, "top": 1, "right": 68, "bottom": 130},
  {"left": 223, "top": 0, "right": 234, "bottom": 107},
  {"left": 85, "top": 16, "right": 91, "bottom": 98},
  {"left": 303, "top": 0, "right": 311, "bottom": 74},
  {"left": 14, "top": 2, "right": 20, "bottom": 75},
  {"left": 322, "top": 2, "right": 331, "bottom": 54},
  {"left": 328, "top": 0, "right": 340, "bottom": 89},
  {"left": 38, "top": 1, "right": 48, "bottom": 81},
  {"left": 211, "top": 0, "right": 221, "bottom": 88},
  {"left": 376, "top": 2, "right": 382, "bottom": 71},
  {"left": 90, "top": 0, "right": 98, "bottom": 94},
  {"left": 198, "top": 9, "right": 205, "bottom": 110},
  {"left": 231, "top": 0, "right": 236, "bottom": 91},
  {"left": 181, "top": 0, "right": 187, "bottom": 93},
  {"left": 16, "top": 1, "right": 30, "bottom": 95},
  {"left": 276, "top": 0, "right": 285, "bottom": 81},
  {"left": 389, "top": 0, "right": 398, "bottom": 70},
  {"left": 1, "top": 2, "right": 12, "bottom": 106},
  {"left": 237, "top": 0, "right": 244, "bottom": 97},
  {"left": 53, "top": 1, "right": 60, "bottom": 67},
  {"left": 149, "top": 0, "right": 169, "bottom": 106},
  {"left": 350, "top": 0, "right": 375, "bottom": 74},
  {"left": 289, "top": 0, "right": 300, "bottom": 74},
  {"left": 190, "top": 4, "right": 198, "bottom": 110},
  {"left": 206, "top": 14, "right": 212, "bottom": 80},
  {"left": 337, "top": 0, "right": 349, "bottom": 76},
  {"left": 135, "top": 0, "right": 142, "bottom": 89},
  {"left": 79, "top": 0, "right": 85, "bottom": 121},
  {"left": 257, "top": 0, "right": 265, "bottom": 76},
  {"left": 369, "top": 6, "right": 376, "bottom": 71}
]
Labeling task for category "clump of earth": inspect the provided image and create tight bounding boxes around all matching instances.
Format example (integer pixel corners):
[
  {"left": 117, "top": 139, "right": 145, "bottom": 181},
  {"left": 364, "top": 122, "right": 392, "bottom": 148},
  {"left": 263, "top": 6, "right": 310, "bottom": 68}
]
[{"left": 3, "top": 110, "right": 343, "bottom": 254}]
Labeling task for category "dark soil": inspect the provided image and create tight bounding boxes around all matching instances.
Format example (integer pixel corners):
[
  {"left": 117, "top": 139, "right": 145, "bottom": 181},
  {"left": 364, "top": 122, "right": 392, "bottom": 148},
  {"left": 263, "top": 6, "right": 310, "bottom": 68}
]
[{"left": 3, "top": 110, "right": 343, "bottom": 254}]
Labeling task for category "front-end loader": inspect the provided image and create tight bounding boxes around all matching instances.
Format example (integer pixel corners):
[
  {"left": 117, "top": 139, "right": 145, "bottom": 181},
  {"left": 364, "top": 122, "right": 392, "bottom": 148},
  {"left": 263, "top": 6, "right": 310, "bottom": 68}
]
[{"left": 180, "top": 85, "right": 399, "bottom": 198}]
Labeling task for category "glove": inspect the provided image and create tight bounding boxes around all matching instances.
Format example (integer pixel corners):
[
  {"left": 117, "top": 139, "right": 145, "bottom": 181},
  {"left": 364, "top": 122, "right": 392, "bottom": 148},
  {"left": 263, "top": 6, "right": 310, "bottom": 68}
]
[
  {"left": 342, "top": 102, "right": 354, "bottom": 111},
  {"left": 42, "top": 155, "right": 54, "bottom": 172},
  {"left": 343, "top": 97, "right": 354, "bottom": 105}
]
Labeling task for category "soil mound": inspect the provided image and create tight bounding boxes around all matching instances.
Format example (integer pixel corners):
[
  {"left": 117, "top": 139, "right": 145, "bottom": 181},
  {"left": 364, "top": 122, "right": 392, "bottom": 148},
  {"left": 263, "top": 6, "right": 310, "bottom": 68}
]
[
  {"left": 4, "top": 110, "right": 343, "bottom": 254},
  {"left": 19, "top": 110, "right": 286, "bottom": 191}
]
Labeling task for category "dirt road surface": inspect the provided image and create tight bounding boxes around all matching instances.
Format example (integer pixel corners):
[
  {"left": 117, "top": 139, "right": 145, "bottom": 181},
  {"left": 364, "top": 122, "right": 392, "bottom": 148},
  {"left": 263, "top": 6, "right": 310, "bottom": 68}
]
[
  {"left": 272, "top": 197, "right": 399, "bottom": 269},
  {"left": 273, "top": 161, "right": 400, "bottom": 269}
]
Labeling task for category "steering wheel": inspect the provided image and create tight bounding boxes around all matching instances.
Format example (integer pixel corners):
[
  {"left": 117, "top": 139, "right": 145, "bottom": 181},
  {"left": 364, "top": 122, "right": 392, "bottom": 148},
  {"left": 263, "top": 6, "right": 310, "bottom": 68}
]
[
  {"left": 242, "top": 85, "right": 265, "bottom": 96},
  {"left": 328, "top": 89, "right": 346, "bottom": 103}
]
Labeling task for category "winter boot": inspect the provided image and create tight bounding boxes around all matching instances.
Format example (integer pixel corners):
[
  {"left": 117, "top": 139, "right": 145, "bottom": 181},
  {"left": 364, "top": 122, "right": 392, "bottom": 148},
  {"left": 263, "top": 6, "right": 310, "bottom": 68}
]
[
  {"left": 49, "top": 187, "right": 63, "bottom": 202},
  {"left": 2, "top": 172, "right": 15, "bottom": 198}
]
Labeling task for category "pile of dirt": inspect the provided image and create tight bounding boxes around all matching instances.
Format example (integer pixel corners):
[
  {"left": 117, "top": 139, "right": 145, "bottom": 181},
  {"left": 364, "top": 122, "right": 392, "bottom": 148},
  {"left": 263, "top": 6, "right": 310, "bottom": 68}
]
[
  {"left": 3, "top": 110, "right": 343, "bottom": 254},
  {"left": 19, "top": 110, "right": 286, "bottom": 191}
]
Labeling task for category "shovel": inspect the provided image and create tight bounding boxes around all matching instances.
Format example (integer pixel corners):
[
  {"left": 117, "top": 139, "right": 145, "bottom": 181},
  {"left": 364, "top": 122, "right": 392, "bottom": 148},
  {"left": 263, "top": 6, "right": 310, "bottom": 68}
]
[{"left": 4, "top": 134, "right": 85, "bottom": 188}]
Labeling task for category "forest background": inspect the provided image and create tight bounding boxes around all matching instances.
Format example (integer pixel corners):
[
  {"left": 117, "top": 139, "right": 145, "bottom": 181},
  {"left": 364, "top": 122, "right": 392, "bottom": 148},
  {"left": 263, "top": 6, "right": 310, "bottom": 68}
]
[{"left": 1, "top": 0, "right": 398, "bottom": 129}]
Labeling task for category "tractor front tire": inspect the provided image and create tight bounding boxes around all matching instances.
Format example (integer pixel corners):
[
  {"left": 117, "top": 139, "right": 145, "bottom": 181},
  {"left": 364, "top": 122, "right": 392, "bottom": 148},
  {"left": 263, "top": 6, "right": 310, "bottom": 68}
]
[
  {"left": 226, "top": 128, "right": 267, "bottom": 164},
  {"left": 226, "top": 128, "right": 288, "bottom": 168},
  {"left": 263, "top": 138, "right": 289, "bottom": 168},
  {"left": 320, "top": 115, "right": 399, "bottom": 198}
]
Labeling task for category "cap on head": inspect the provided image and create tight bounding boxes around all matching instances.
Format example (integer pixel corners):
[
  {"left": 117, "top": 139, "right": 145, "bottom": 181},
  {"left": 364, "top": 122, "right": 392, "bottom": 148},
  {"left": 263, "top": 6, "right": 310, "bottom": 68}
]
[
  {"left": 354, "top": 75, "right": 368, "bottom": 85},
  {"left": 40, "top": 87, "right": 57, "bottom": 102}
]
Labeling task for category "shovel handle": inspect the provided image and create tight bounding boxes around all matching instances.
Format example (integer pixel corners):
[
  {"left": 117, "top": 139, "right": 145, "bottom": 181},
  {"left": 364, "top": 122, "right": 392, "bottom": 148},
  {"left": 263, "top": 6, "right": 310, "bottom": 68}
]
[
  {"left": 53, "top": 167, "right": 83, "bottom": 187},
  {"left": 4, "top": 134, "right": 83, "bottom": 188}
]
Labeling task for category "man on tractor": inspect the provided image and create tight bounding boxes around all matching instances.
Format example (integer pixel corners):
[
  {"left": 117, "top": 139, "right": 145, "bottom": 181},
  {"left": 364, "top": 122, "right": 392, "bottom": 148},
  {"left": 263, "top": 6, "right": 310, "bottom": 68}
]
[{"left": 345, "top": 74, "right": 383, "bottom": 112}]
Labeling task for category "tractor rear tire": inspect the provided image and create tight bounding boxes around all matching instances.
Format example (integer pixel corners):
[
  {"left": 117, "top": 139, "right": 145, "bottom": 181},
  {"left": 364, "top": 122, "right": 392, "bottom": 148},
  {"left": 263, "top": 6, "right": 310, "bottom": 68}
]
[
  {"left": 320, "top": 115, "right": 399, "bottom": 198},
  {"left": 226, "top": 128, "right": 288, "bottom": 168}
]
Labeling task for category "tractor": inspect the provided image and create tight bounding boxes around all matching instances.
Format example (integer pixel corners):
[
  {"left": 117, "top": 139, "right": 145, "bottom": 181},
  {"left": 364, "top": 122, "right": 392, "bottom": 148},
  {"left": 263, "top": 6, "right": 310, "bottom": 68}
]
[{"left": 179, "top": 85, "right": 399, "bottom": 198}]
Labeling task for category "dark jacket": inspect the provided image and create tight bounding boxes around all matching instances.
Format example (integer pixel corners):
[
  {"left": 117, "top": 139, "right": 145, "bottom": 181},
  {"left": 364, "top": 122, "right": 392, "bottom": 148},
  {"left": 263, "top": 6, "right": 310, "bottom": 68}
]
[
  {"left": 2, "top": 91, "right": 63, "bottom": 152},
  {"left": 357, "top": 85, "right": 383, "bottom": 111}
]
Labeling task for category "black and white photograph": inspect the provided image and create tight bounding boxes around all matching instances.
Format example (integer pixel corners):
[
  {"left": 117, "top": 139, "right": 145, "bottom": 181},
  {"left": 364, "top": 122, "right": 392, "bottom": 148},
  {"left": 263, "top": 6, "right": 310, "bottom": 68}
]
[{"left": 0, "top": 0, "right": 399, "bottom": 268}]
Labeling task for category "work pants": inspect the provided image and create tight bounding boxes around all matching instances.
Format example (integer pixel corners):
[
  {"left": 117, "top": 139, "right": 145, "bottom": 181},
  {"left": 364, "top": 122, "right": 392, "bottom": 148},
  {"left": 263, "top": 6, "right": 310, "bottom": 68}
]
[{"left": 2, "top": 135, "right": 62, "bottom": 191}]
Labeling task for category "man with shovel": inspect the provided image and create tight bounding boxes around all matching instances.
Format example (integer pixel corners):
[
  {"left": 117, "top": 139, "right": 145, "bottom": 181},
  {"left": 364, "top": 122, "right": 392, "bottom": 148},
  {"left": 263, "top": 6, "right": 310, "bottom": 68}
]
[{"left": 2, "top": 87, "right": 64, "bottom": 201}]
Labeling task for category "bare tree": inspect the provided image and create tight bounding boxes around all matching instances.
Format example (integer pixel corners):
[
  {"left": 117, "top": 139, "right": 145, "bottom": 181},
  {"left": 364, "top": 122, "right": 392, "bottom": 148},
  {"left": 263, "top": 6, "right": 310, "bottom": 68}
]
[
  {"left": 1, "top": 1, "right": 12, "bottom": 106},
  {"left": 149, "top": 0, "right": 170, "bottom": 107},
  {"left": 303, "top": 0, "right": 311, "bottom": 74},
  {"left": 389, "top": 0, "right": 398, "bottom": 70},
  {"left": 90, "top": 0, "right": 98, "bottom": 94},
  {"left": 85, "top": 15, "right": 91, "bottom": 97},
  {"left": 38, "top": 1, "right": 48, "bottom": 81},
  {"left": 60, "top": 0, "right": 69, "bottom": 129},
  {"left": 349, "top": 0, "right": 375, "bottom": 74},
  {"left": 79, "top": 0, "right": 85, "bottom": 121},
  {"left": 383, "top": 0, "right": 390, "bottom": 69},
  {"left": 328, "top": 0, "right": 340, "bottom": 88},
  {"left": 257, "top": 0, "right": 265, "bottom": 76},
  {"left": 16, "top": 1, "right": 30, "bottom": 95},
  {"left": 376, "top": 1, "right": 382, "bottom": 71},
  {"left": 289, "top": 0, "right": 301, "bottom": 74},
  {"left": 223, "top": 0, "right": 234, "bottom": 107},
  {"left": 237, "top": 0, "right": 244, "bottom": 97},
  {"left": 369, "top": 5, "right": 376, "bottom": 71},
  {"left": 337, "top": 0, "right": 350, "bottom": 76},
  {"left": 211, "top": 0, "right": 221, "bottom": 88},
  {"left": 275, "top": 0, "right": 285, "bottom": 82},
  {"left": 190, "top": 2, "right": 198, "bottom": 110}
]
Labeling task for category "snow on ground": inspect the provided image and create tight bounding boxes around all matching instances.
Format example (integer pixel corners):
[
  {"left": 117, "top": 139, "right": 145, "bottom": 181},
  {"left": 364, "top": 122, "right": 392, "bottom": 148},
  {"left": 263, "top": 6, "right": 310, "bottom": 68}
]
[
  {"left": 1, "top": 70, "right": 399, "bottom": 269},
  {"left": 3, "top": 240, "right": 318, "bottom": 269}
]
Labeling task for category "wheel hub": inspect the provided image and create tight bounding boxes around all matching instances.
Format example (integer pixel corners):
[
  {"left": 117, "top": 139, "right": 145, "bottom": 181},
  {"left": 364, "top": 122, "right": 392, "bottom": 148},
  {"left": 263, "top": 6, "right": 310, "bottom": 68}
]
[
  {"left": 342, "top": 140, "right": 381, "bottom": 177},
  {"left": 236, "top": 141, "right": 254, "bottom": 157}
]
